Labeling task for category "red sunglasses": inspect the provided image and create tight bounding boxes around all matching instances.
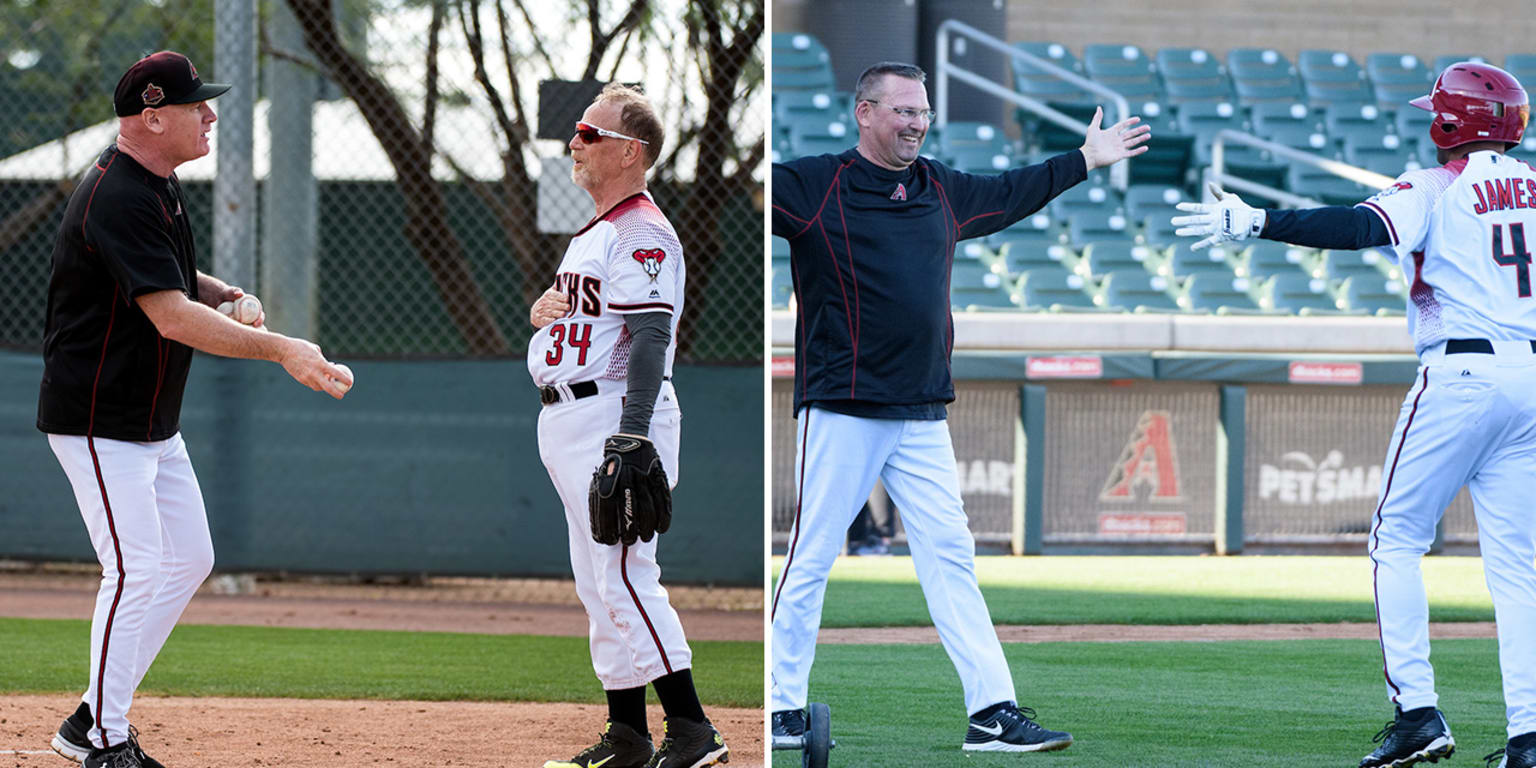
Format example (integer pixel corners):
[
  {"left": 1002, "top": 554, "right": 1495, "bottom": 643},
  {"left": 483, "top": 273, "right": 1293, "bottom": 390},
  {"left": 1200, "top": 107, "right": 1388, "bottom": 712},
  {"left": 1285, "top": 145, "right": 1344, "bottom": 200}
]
[{"left": 574, "top": 121, "right": 649, "bottom": 145}]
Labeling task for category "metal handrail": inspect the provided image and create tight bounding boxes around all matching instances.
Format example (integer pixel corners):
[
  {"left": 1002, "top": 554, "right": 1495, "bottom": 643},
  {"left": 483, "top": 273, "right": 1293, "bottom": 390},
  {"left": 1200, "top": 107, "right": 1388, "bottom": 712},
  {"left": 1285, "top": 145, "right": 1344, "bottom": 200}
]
[
  {"left": 935, "top": 19, "right": 1132, "bottom": 190},
  {"left": 1208, "top": 129, "right": 1396, "bottom": 206}
]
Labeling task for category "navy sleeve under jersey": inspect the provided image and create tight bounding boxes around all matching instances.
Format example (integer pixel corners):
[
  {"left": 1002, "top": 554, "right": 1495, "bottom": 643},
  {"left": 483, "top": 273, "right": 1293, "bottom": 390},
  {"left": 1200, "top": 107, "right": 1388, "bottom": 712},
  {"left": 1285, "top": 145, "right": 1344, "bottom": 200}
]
[{"left": 773, "top": 147, "right": 1087, "bottom": 418}]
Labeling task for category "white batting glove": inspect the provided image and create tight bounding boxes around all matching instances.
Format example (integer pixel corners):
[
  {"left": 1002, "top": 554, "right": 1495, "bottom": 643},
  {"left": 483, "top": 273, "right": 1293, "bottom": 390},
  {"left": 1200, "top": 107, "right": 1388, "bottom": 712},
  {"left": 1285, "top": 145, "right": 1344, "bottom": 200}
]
[{"left": 1171, "top": 182, "right": 1267, "bottom": 250}]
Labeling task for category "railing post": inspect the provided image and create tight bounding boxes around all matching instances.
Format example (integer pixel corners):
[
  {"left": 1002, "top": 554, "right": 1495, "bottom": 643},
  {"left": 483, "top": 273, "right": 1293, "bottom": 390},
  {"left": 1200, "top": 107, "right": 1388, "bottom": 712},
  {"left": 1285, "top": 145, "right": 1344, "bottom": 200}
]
[
  {"left": 1018, "top": 384, "right": 1046, "bottom": 555},
  {"left": 936, "top": 25, "right": 949, "bottom": 127},
  {"left": 1216, "top": 385, "right": 1246, "bottom": 555}
]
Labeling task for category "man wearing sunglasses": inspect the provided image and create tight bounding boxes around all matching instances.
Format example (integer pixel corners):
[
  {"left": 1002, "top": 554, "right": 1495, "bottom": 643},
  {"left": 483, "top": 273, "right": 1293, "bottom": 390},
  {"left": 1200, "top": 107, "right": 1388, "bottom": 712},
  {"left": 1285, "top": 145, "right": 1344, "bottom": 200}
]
[
  {"left": 528, "top": 83, "right": 728, "bottom": 768},
  {"left": 771, "top": 61, "right": 1149, "bottom": 754}
]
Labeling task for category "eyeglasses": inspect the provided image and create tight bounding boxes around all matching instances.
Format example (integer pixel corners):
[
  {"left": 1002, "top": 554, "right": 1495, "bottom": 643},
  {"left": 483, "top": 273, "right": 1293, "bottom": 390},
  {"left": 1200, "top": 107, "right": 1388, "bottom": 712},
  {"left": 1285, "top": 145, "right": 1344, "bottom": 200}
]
[
  {"left": 862, "top": 100, "right": 936, "bottom": 123},
  {"left": 574, "top": 121, "right": 650, "bottom": 145}
]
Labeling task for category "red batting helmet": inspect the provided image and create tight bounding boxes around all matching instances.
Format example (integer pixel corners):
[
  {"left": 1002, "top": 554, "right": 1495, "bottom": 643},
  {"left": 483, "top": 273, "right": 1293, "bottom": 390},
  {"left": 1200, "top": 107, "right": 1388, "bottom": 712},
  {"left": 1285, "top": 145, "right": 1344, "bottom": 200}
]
[{"left": 1410, "top": 61, "right": 1529, "bottom": 150}]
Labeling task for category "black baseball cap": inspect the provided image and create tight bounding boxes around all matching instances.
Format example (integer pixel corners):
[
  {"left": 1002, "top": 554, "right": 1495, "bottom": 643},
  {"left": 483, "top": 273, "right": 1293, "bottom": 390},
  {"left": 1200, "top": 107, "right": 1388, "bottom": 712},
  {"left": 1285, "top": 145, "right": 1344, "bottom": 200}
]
[{"left": 113, "top": 51, "right": 230, "bottom": 117}]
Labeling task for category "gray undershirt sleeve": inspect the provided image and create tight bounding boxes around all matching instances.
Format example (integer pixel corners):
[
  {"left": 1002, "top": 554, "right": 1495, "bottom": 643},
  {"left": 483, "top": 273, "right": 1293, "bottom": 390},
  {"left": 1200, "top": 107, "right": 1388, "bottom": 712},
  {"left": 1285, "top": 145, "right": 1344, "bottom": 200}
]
[{"left": 618, "top": 311, "right": 671, "bottom": 436}]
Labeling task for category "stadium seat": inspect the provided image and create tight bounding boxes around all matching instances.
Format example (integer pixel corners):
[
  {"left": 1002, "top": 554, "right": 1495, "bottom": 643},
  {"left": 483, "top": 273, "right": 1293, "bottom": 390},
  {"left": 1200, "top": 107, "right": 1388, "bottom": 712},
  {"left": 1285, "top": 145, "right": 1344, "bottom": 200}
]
[
  {"left": 1123, "top": 184, "right": 1189, "bottom": 222},
  {"left": 1165, "top": 79, "right": 1236, "bottom": 105},
  {"left": 1324, "top": 103, "right": 1388, "bottom": 134},
  {"left": 1431, "top": 55, "right": 1488, "bottom": 72},
  {"left": 1156, "top": 47, "right": 1226, "bottom": 86},
  {"left": 774, "top": 91, "right": 844, "bottom": 126},
  {"left": 1068, "top": 210, "right": 1133, "bottom": 244},
  {"left": 788, "top": 121, "right": 853, "bottom": 156},
  {"left": 1394, "top": 108, "right": 1429, "bottom": 145},
  {"left": 1343, "top": 134, "right": 1412, "bottom": 176},
  {"left": 951, "top": 285, "right": 1019, "bottom": 311},
  {"left": 1365, "top": 53, "right": 1432, "bottom": 85},
  {"left": 772, "top": 32, "right": 828, "bottom": 57},
  {"left": 1505, "top": 54, "right": 1536, "bottom": 87},
  {"left": 951, "top": 260, "right": 1009, "bottom": 292},
  {"left": 1181, "top": 272, "right": 1264, "bottom": 313},
  {"left": 985, "top": 213, "right": 1059, "bottom": 249},
  {"left": 956, "top": 241, "right": 991, "bottom": 262},
  {"left": 1011, "top": 41, "right": 1094, "bottom": 103},
  {"left": 1267, "top": 125, "right": 1334, "bottom": 154},
  {"left": 937, "top": 121, "right": 1010, "bottom": 155},
  {"left": 948, "top": 147, "right": 1014, "bottom": 174},
  {"left": 1304, "top": 80, "right": 1375, "bottom": 108},
  {"left": 1317, "top": 249, "right": 1390, "bottom": 283},
  {"left": 1074, "top": 241, "right": 1154, "bottom": 278},
  {"left": 1298, "top": 50, "right": 1365, "bottom": 83},
  {"left": 1016, "top": 269, "right": 1099, "bottom": 310},
  {"left": 1260, "top": 272, "right": 1347, "bottom": 313},
  {"left": 1251, "top": 102, "right": 1316, "bottom": 136},
  {"left": 1227, "top": 48, "right": 1297, "bottom": 85},
  {"left": 1235, "top": 79, "right": 1304, "bottom": 106},
  {"left": 1339, "top": 274, "right": 1408, "bottom": 315},
  {"left": 1286, "top": 163, "right": 1374, "bottom": 205},
  {"left": 1140, "top": 214, "right": 1182, "bottom": 247},
  {"left": 774, "top": 68, "right": 837, "bottom": 93},
  {"left": 1049, "top": 183, "right": 1120, "bottom": 219},
  {"left": 1175, "top": 101, "right": 1244, "bottom": 164},
  {"left": 1237, "top": 241, "right": 1313, "bottom": 280},
  {"left": 1374, "top": 80, "right": 1431, "bottom": 111},
  {"left": 996, "top": 239, "right": 1071, "bottom": 277},
  {"left": 1082, "top": 43, "right": 1162, "bottom": 99},
  {"left": 1099, "top": 270, "right": 1181, "bottom": 312},
  {"left": 1153, "top": 242, "right": 1236, "bottom": 280}
]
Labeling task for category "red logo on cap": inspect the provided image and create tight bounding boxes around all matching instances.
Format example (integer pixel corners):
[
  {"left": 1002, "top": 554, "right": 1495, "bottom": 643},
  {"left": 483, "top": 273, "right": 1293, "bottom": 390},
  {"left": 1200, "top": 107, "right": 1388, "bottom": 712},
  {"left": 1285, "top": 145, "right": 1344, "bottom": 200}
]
[
  {"left": 142, "top": 83, "right": 164, "bottom": 106},
  {"left": 188, "top": 61, "right": 198, "bottom": 79}
]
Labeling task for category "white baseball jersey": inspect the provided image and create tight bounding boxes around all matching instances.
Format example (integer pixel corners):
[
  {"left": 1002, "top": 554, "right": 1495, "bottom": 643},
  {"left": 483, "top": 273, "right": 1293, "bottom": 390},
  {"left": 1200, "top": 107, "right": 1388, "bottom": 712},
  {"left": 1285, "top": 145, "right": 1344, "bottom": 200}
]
[
  {"left": 526, "top": 192, "right": 684, "bottom": 386},
  {"left": 1358, "top": 150, "right": 1536, "bottom": 354}
]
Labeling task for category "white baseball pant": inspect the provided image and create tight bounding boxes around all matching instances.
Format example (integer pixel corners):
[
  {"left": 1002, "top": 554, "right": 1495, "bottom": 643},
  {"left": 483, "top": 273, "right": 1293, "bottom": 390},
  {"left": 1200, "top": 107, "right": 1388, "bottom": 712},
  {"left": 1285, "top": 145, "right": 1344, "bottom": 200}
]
[
  {"left": 537, "top": 380, "right": 692, "bottom": 688},
  {"left": 771, "top": 406, "right": 1016, "bottom": 715},
  {"left": 1370, "top": 340, "right": 1536, "bottom": 737},
  {"left": 48, "top": 433, "right": 214, "bottom": 749}
]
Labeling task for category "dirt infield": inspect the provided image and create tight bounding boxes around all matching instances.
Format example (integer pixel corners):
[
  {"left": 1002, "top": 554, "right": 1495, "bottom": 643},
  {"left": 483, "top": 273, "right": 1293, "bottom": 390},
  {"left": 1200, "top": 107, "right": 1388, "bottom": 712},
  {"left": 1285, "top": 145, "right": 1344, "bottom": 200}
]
[
  {"left": 0, "top": 695, "right": 763, "bottom": 768},
  {"left": 819, "top": 621, "right": 1499, "bottom": 644},
  {"left": 0, "top": 568, "right": 763, "bottom": 767}
]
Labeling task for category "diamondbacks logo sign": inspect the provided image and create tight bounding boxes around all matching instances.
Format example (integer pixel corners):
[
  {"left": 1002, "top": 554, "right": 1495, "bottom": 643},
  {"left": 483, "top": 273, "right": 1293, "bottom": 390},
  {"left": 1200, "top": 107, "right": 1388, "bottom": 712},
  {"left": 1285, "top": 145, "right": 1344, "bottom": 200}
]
[
  {"left": 142, "top": 83, "right": 165, "bottom": 106},
  {"left": 631, "top": 248, "right": 665, "bottom": 282},
  {"left": 891, "top": 183, "right": 907, "bottom": 201},
  {"left": 1100, "top": 410, "right": 1182, "bottom": 501}
]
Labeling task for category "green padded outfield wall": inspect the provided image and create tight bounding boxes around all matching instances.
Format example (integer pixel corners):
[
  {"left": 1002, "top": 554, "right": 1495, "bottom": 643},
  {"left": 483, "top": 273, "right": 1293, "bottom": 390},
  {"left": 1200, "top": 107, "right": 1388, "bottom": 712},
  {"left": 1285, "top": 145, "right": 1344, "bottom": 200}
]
[{"left": 0, "top": 353, "right": 763, "bottom": 585}]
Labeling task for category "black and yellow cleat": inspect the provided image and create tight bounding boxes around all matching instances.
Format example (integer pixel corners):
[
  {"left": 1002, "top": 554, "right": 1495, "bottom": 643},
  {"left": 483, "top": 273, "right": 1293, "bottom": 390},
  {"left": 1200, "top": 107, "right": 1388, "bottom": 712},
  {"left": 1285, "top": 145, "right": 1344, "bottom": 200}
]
[
  {"left": 544, "top": 721, "right": 655, "bottom": 768},
  {"left": 643, "top": 717, "right": 728, "bottom": 768}
]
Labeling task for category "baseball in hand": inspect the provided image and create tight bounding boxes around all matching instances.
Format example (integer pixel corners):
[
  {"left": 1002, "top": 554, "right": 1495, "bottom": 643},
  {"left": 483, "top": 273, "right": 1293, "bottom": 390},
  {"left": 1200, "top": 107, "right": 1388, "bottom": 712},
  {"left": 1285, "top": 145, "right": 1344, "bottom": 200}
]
[
  {"left": 217, "top": 295, "right": 263, "bottom": 325},
  {"left": 325, "top": 363, "right": 353, "bottom": 397}
]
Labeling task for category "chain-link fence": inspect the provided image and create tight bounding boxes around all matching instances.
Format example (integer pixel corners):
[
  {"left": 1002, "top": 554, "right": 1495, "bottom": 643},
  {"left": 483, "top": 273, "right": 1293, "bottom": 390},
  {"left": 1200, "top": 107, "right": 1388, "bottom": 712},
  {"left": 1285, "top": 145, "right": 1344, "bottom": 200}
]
[{"left": 0, "top": 0, "right": 764, "bottom": 363}]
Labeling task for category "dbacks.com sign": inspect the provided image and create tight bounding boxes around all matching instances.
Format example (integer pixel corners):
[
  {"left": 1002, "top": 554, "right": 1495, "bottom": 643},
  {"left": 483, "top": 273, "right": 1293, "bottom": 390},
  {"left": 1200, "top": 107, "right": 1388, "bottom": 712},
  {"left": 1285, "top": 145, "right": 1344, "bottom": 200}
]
[{"left": 1258, "top": 450, "right": 1382, "bottom": 505}]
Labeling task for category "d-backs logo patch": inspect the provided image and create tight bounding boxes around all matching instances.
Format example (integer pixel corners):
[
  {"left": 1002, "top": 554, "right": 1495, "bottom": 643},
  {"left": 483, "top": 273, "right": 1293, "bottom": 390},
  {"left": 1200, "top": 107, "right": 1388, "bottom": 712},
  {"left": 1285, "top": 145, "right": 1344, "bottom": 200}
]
[
  {"left": 631, "top": 248, "right": 666, "bottom": 282},
  {"left": 891, "top": 182, "right": 907, "bottom": 201},
  {"left": 142, "top": 83, "right": 165, "bottom": 106}
]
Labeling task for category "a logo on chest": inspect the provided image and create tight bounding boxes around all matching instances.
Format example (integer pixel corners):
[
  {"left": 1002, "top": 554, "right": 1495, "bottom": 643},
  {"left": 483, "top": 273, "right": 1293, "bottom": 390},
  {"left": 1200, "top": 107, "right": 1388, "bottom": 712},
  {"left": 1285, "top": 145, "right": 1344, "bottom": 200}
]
[
  {"left": 556, "top": 271, "right": 603, "bottom": 317},
  {"left": 891, "top": 182, "right": 907, "bottom": 201},
  {"left": 632, "top": 248, "right": 666, "bottom": 282}
]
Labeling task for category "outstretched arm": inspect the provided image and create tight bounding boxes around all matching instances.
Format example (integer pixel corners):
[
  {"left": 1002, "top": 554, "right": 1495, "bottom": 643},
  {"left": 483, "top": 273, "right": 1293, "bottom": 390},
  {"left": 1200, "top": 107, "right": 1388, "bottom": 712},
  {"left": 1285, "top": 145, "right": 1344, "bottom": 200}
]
[{"left": 1172, "top": 182, "right": 1391, "bottom": 250}]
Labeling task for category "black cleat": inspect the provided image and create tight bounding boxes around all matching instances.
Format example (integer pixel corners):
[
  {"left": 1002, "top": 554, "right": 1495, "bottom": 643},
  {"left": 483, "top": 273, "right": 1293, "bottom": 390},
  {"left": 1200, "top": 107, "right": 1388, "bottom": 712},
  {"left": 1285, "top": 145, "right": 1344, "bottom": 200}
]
[
  {"left": 1484, "top": 731, "right": 1536, "bottom": 768},
  {"left": 543, "top": 721, "right": 655, "bottom": 768},
  {"left": 83, "top": 743, "right": 141, "bottom": 768},
  {"left": 961, "top": 704, "right": 1073, "bottom": 753},
  {"left": 1360, "top": 707, "right": 1456, "bottom": 767},
  {"left": 51, "top": 702, "right": 92, "bottom": 762},
  {"left": 771, "top": 710, "right": 806, "bottom": 738},
  {"left": 643, "top": 717, "right": 728, "bottom": 768}
]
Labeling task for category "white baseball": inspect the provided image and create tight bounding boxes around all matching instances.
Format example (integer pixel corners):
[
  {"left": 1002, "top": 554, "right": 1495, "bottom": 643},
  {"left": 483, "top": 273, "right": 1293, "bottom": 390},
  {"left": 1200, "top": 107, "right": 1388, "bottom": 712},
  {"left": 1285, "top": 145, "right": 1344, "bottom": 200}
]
[
  {"left": 326, "top": 363, "right": 353, "bottom": 397},
  {"left": 233, "top": 294, "right": 262, "bottom": 325}
]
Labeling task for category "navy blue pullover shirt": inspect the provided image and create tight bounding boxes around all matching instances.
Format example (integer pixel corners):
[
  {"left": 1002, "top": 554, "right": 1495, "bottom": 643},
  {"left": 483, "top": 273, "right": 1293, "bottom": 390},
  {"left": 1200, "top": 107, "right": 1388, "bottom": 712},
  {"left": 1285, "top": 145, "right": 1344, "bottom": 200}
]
[{"left": 773, "top": 147, "right": 1088, "bottom": 419}]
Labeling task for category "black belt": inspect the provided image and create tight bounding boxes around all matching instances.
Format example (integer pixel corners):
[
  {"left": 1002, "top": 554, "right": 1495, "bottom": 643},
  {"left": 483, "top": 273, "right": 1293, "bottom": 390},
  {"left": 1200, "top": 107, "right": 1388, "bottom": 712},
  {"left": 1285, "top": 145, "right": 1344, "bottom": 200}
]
[
  {"left": 1444, "top": 338, "right": 1536, "bottom": 354},
  {"left": 539, "top": 380, "right": 598, "bottom": 405}
]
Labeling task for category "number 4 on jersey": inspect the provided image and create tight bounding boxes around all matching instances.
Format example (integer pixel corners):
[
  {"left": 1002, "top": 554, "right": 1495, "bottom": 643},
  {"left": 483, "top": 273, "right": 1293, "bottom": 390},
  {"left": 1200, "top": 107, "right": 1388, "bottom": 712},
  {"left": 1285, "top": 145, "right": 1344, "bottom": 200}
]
[{"left": 1493, "top": 222, "right": 1532, "bottom": 298}]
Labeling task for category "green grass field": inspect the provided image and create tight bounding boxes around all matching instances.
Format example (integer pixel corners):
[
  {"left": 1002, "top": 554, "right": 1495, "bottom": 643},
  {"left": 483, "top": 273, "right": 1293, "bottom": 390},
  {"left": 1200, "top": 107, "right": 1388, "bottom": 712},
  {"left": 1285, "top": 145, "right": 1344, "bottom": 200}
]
[
  {"left": 775, "top": 555, "right": 1495, "bottom": 626},
  {"left": 0, "top": 618, "right": 762, "bottom": 708},
  {"left": 770, "top": 555, "right": 1505, "bottom": 767}
]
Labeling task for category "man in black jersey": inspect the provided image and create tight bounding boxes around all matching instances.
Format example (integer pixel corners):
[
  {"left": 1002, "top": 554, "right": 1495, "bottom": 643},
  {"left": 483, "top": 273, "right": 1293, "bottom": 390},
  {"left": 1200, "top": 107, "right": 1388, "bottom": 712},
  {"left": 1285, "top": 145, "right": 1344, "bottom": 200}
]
[
  {"left": 770, "top": 61, "right": 1148, "bottom": 753},
  {"left": 39, "top": 51, "right": 352, "bottom": 768}
]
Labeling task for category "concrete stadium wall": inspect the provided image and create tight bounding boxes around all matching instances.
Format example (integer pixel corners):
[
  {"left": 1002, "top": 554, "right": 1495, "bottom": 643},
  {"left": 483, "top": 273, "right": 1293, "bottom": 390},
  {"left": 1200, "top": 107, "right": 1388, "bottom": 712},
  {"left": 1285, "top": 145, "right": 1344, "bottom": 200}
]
[
  {"left": 774, "top": 0, "right": 1536, "bottom": 69},
  {"left": 0, "top": 353, "right": 762, "bottom": 585}
]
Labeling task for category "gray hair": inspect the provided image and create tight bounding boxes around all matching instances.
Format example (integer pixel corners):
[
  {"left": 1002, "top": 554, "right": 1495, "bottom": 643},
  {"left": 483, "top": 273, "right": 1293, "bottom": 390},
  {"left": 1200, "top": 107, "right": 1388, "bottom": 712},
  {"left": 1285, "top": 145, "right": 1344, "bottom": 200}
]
[{"left": 853, "top": 62, "right": 926, "bottom": 105}]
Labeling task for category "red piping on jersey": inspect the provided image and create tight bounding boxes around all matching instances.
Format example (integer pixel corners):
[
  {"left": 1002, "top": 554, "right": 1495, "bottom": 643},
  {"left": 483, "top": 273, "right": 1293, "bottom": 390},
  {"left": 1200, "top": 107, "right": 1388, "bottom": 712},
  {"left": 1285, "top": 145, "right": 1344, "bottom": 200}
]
[
  {"left": 1367, "top": 367, "right": 1429, "bottom": 705},
  {"left": 792, "top": 255, "right": 807, "bottom": 404},
  {"left": 833, "top": 176, "right": 861, "bottom": 396},
  {"left": 782, "top": 159, "right": 856, "bottom": 240},
  {"left": 1359, "top": 202, "right": 1399, "bottom": 246},
  {"left": 773, "top": 203, "right": 812, "bottom": 232},
  {"left": 80, "top": 152, "right": 119, "bottom": 245},
  {"left": 88, "top": 286, "right": 125, "bottom": 748},
  {"left": 771, "top": 409, "right": 812, "bottom": 620},
  {"left": 620, "top": 542, "right": 672, "bottom": 674},
  {"left": 931, "top": 176, "right": 960, "bottom": 368},
  {"left": 573, "top": 192, "right": 654, "bottom": 238},
  {"left": 957, "top": 209, "right": 1006, "bottom": 232}
]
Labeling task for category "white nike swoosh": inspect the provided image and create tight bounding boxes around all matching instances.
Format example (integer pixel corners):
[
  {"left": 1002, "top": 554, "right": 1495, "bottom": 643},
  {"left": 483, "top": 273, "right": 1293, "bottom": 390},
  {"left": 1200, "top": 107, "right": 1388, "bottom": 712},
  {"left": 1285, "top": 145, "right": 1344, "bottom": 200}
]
[{"left": 973, "top": 721, "right": 1004, "bottom": 737}]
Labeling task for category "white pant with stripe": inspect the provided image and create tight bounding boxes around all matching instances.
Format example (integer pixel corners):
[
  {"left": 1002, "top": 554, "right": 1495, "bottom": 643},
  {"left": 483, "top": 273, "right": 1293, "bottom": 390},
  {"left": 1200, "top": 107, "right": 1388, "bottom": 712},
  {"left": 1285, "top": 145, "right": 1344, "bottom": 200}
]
[
  {"left": 771, "top": 406, "right": 1016, "bottom": 715},
  {"left": 537, "top": 381, "right": 692, "bottom": 688},
  {"left": 1371, "top": 341, "right": 1536, "bottom": 737},
  {"left": 48, "top": 433, "right": 214, "bottom": 749}
]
